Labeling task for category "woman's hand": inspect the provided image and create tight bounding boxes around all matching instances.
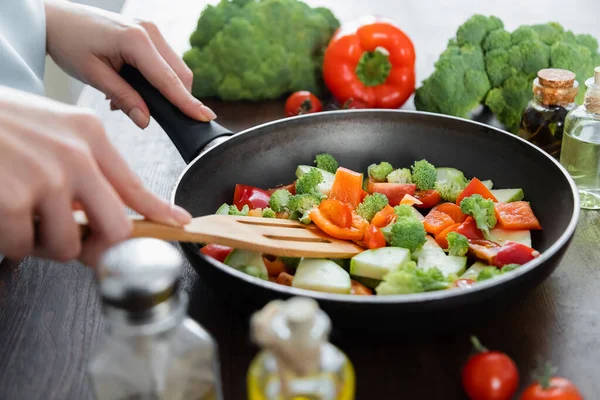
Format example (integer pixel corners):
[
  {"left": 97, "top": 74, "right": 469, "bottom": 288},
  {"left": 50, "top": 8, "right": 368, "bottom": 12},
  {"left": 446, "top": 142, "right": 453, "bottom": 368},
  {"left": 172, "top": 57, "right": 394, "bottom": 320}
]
[
  {"left": 0, "top": 86, "right": 192, "bottom": 267},
  {"left": 44, "top": 0, "right": 215, "bottom": 129}
]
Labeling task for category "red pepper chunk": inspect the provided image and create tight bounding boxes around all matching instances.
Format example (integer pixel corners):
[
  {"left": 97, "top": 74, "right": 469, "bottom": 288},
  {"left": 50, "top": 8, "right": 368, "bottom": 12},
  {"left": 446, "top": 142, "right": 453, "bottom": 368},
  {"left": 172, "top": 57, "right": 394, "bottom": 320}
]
[
  {"left": 495, "top": 241, "right": 540, "bottom": 267},
  {"left": 456, "top": 178, "right": 498, "bottom": 205},
  {"left": 233, "top": 184, "right": 271, "bottom": 210},
  {"left": 200, "top": 244, "right": 233, "bottom": 263}
]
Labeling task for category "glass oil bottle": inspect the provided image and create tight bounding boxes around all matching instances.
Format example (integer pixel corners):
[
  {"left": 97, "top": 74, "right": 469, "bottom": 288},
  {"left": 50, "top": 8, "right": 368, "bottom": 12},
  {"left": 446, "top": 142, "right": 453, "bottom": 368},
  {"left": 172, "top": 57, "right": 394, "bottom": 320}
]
[
  {"left": 560, "top": 66, "right": 600, "bottom": 210},
  {"left": 247, "top": 297, "right": 355, "bottom": 400},
  {"left": 88, "top": 238, "right": 223, "bottom": 400},
  {"left": 518, "top": 68, "right": 579, "bottom": 158}
]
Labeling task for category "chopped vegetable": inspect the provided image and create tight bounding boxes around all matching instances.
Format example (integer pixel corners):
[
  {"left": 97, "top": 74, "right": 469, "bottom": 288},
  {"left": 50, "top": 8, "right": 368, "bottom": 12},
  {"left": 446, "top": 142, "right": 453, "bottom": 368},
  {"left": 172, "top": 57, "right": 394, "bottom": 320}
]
[
  {"left": 263, "top": 256, "right": 286, "bottom": 276},
  {"left": 267, "top": 182, "right": 296, "bottom": 196},
  {"left": 459, "top": 194, "right": 498, "bottom": 239},
  {"left": 363, "top": 225, "right": 387, "bottom": 249},
  {"left": 268, "top": 189, "right": 292, "bottom": 212},
  {"left": 456, "top": 177, "right": 498, "bottom": 205},
  {"left": 434, "top": 222, "right": 461, "bottom": 249},
  {"left": 495, "top": 201, "right": 542, "bottom": 230},
  {"left": 292, "top": 258, "right": 351, "bottom": 294},
  {"left": 367, "top": 162, "right": 394, "bottom": 182},
  {"left": 330, "top": 167, "right": 364, "bottom": 208},
  {"left": 319, "top": 199, "right": 352, "bottom": 228},
  {"left": 414, "top": 190, "right": 442, "bottom": 208},
  {"left": 184, "top": 0, "right": 340, "bottom": 101},
  {"left": 261, "top": 207, "right": 276, "bottom": 218},
  {"left": 350, "top": 280, "right": 373, "bottom": 295},
  {"left": 233, "top": 184, "right": 271, "bottom": 210},
  {"left": 447, "top": 232, "right": 469, "bottom": 256},
  {"left": 288, "top": 193, "right": 322, "bottom": 223},
  {"left": 495, "top": 241, "right": 540, "bottom": 267},
  {"left": 380, "top": 216, "right": 427, "bottom": 252},
  {"left": 285, "top": 91, "right": 322, "bottom": 117},
  {"left": 456, "top": 217, "right": 485, "bottom": 241},
  {"left": 423, "top": 210, "right": 456, "bottom": 235},
  {"left": 394, "top": 204, "right": 416, "bottom": 218},
  {"left": 400, "top": 194, "right": 422, "bottom": 206},
  {"left": 350, "top": 247, "right": 412, "bottom": 280},
  {"left": 367, "top": 179, "right": 417, "bottom": 206},
  {"left": 309, "top": 208, "right": 365, "bottom": 241},
  {"left": 433, "top": 202, "right": 467, "bottom": 223},
  {"left": 228, "top": 204, "right": 250, "bottom": 216},
  {"left": 295, "top": 168, "right": 324, "bottom": 196},
  {"left": 387, "top": 168, "right": 412, "bottom": 184},
  {"left": 200, "top": 244, "right": 233, "bottom": 263},
  {"left": 355, "top": 193, "right": 389, "bottom": 222},
  {"left": 468, "top": 239, "right": 502, "bottom": 265},
  {"left": 411, "top": 159, "right": 437, "bottom": 190},
  {"left": 371, "top": 205, "right": 397, "bottom": 228},
  {"left": 375, "top": 261, "right": 449, "bottom": 295},
  {"left": 314, "top": 153, "right": 339, "bottom": 174},
  {"left": 434, "top": 168, "right": 470, "bottom": 202},
  {"left": 322, "top": 16, "right": 416, "bottom": 109},
  {"left": 276, "top": 271, "right": 294, "bottom": 286}
]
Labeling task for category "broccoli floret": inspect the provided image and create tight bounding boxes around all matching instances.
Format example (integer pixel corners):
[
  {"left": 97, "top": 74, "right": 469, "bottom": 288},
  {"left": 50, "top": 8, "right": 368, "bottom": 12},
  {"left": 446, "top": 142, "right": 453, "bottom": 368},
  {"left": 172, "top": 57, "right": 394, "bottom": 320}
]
[
  {"left": 387, "top": 168, "right": 412, "bottom": 184},
  {"left": 262, "top": 207, "right": 276, "bottom": 218},
  {"left": 434, "top": 181, "right": 463, "bottom": 203},
  {"left": 456, "top": 14, "right": 504, "bottom": 46},
  {"left": 368, "top": 162, "right": 394, "bottom": 182},
  {"left": 393, "top": 204, "right": 415, "bottom": 219},
  {"left": 477, "top": 266, "right": 501, "bottom": 281},
  {"left": 380, "top": 217, "right": 427, "bottom": 252},
  {"left": 446, "top": 232, "right": 469, "bottom": 256},
  {"left": 295, "top": 168, "right": 324, "bottom": 195},
  {"left": 183, "top": 0, "right": 340, "bottom": 101},
  {"left": 269, "top": 189, "right": 292, "bottom": 212},
  {"left": 485, "top": 72, "right": 532, "bottom": 133},
  {"left": 314, "top": 153, "right": 339, "bottom": 174},
  {"left": 375, "top": 261, "right": 449, "bottom": 294},
  {"left": 500, "top": 263, "right": 520, "bottom": 273},
  {"left": 239, "top": 265, "right": 268, "bottom": 280},
  {"left": 288, "top": 193, "right": 321, "bottom": 223},
  {"left": 356, "top": 193, "right": 389, "bottom": 222},
  {"left": 459, "top": 194, "right": 497, "bottom": 239},
  {"left": 228, "top": 204, "right": 250, "bottom": 216},
  {"left": 411, "top": 159, "right": 437, "bottom": 190}
]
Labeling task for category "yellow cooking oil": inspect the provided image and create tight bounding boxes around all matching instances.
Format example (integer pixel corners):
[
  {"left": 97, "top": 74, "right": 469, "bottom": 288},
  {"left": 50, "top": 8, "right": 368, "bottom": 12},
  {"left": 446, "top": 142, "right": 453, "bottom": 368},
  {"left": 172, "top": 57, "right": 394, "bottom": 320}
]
[{"left": 247, "top": 298, "right": 356, "bottom": 400}]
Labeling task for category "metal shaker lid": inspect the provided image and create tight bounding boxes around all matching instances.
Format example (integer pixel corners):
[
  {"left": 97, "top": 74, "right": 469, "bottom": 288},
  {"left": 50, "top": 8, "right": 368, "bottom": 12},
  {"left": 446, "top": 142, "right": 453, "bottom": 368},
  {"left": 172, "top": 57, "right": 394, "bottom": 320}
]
[{"left": 96, "top": 238, "right": 183, "bottom": 312}]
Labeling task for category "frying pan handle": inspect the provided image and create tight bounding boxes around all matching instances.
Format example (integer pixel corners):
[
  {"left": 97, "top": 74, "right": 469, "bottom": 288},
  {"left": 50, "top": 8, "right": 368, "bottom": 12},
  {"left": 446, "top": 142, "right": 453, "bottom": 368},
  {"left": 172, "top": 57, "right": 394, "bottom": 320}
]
[{"left": 119, "top": 64, "right": 232, "bottom": 164}]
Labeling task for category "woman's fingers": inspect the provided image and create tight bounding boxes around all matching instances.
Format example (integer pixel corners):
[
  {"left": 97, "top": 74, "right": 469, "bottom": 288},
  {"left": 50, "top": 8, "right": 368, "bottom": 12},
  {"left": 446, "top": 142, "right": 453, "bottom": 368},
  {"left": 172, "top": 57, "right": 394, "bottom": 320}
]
[
  {"left": 86, "top": 58, "right": 151, "bottom": 128},
  {"left": 122, "top": 27, "right": 216, "bottom": 122},
  {"left": 138, "top": 21, "right": 194, "bottom": 92}
]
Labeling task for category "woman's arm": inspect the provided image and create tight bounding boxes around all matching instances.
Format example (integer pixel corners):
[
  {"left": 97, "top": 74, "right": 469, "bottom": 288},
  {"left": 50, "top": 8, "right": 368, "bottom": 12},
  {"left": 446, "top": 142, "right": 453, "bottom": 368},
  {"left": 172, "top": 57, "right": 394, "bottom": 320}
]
[{"left": 43, "top": 0, "right": 216, "bottom": 128}]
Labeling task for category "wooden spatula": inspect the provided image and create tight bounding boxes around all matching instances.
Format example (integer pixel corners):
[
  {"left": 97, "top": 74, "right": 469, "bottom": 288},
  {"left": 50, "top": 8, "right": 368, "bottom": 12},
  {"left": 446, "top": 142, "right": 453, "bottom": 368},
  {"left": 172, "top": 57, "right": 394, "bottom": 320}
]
[{"left": 73, "top": 211, "right": 363, "bottom": 258}]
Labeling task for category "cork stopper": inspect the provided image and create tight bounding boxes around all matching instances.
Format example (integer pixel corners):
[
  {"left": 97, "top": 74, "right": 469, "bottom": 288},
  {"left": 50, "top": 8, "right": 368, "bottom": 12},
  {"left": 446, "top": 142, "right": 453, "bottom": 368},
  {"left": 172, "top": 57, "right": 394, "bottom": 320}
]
[
  {"left": 533, "top": 68, "right": 578, "bottom": 105},
  {"left": 538, "top": 68, "right": 576, "bottom": 88},
  {"left": 595, "top": 66, "right": 600, "bottom": 84},
  {"left": 584, "top": 66, "right": 600, "bottom": 113}
]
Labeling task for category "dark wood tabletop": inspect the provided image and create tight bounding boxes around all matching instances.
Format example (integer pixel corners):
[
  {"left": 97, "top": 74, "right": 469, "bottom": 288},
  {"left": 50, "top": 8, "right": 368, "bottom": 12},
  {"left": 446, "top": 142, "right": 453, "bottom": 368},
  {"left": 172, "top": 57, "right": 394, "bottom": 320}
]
[{"left": 1, "top": 0, "right": 599, "bottom": 399}]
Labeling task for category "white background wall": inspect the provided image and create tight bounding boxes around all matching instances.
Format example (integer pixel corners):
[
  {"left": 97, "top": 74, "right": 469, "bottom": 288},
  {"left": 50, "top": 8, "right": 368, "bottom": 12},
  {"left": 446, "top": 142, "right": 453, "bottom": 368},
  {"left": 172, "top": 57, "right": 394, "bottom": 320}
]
[{"left": 44, "top": 0, "right": 126, "bottom": 104}]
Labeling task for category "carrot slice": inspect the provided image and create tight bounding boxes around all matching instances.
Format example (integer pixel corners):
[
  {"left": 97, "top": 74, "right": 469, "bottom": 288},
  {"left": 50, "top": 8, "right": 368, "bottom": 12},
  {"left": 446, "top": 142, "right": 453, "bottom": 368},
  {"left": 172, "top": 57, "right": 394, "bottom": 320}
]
[
  {"left": 309, "top": 208, "right": 365, "bottom": 241},
  {"left": 371, "top": 205, "right": 397, "bottom": 228},
  {"left": 495, "top": 201, "right": 542, "bottom": 230},
  {"left": 456, "top": 177, "right": 498, "bottom": 205},
  {"left": 423, "top": 210, "right": 456, "bottom": 235},
  {"left": 435, "top": 223, "right": 461, "bottom": 249},
  {"left": 330, "top": 167, "right": 364, "bottom": 209},
  {"left": 433, "top": 202, "right": 467, "bottom": 223}
]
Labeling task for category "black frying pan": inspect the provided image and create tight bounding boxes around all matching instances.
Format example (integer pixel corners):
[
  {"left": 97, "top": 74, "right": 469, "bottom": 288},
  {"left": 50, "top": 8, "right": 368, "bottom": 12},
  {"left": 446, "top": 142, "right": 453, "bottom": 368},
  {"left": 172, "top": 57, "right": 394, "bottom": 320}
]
[{"left": 120, "top": 65, "right": 580, "bottom": 334}]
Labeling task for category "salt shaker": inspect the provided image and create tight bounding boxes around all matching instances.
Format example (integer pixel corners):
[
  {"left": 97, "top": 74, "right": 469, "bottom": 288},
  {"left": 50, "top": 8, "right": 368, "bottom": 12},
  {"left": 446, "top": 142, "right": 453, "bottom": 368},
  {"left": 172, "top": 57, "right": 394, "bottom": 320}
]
[{"left": 88, "top": 238, "right": 223, "bottom": 400}]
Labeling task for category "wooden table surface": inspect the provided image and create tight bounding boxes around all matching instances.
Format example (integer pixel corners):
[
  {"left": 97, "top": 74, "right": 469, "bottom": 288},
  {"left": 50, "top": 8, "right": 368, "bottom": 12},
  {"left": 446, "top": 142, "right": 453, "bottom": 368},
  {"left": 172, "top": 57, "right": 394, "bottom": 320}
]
[{"left": 1, "top": 0, "right": 599, "bottom": 399}]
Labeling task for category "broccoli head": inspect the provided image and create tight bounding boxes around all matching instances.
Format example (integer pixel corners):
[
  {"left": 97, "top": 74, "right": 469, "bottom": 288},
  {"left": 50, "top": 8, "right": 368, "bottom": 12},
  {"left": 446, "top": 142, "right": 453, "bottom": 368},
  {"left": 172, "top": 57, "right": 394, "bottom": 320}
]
[
  {"left": 228, "top": 204, "right": 250, "bottom": 216},
  {"left": 184, "top": 0, "right": 339, "bottom": 101},
  {"left": 355, "top": 193, "right": 389, "bottom": 222},
  {"left": 393, "top": 204, "right": 415, "bottom": 219},
  {"left": 478, "top": 263, "right": 521, "bottom": 281},
  {"left": 288, "top": 193, "right": 322, "bottom": 223},
  {"left": 446, "top": 232, "right": 469, "bottom": 256},
  {"left": 485, "top": 72, "right": 532, "bottom": 133},
  {"left": 261, "top": 207, "right": 276, "bottom": 218},
  {"left": 387, "top": 168, "right": 412, "bottom": 184},
  {"left": 368, "top": 162, "right": 394, "bottom": 182},
  {"left": 314, "top": 153, "right": 339, "bottom": 174},
  {"left": 375, "top": 261, "right": 449, "bottom": 295},
  {"left": 269, "top": 189, "right": 292, "bottom": 212},
  {"left": 434, "top": 168, "right": 469, "bottom": 203},
  {"left": 380, "top": 216, "right": 427, "bottom": 252},
  {"left": 295, "top": 168, "right": 324, "bottom": 196},
  {"left": 411, "top": 159, "right": 437, "bottom": 190},
  {"left": 456, "top": 14, "right": 504, "bottom": 46},
  {"left": 459, "top": 194, "right": 497, "bottom": 239}
]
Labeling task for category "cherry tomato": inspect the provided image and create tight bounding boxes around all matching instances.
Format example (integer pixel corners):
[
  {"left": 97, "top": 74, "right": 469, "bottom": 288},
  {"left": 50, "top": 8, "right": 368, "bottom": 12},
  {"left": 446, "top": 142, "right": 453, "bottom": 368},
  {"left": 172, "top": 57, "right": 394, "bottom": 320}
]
[
  {"left": 414, "top": 189, "right": 442, "bottom": 209},
  {"left": 495, "top": 241, "right": 540, "bottom": 268},
  {"left": 200, "top": 244, "right": 233, "bottom": 263},
  {"left": 363, "top": 225, "right": 386, "bottom": 249},
  {"left": 285, "top": 91, "right": 323, "bottom": 117},
  {"left": 233, "top": 184, "right": 271, "bottom": 210},
  {"left": 318, "top": 199, "right": 353, "bottom": 228},
  {"left": 462, "top": 336, "right": 519, "bottom": 400},
  {"left": 521, "top": 377, "right": 583, "bottom": 400}
]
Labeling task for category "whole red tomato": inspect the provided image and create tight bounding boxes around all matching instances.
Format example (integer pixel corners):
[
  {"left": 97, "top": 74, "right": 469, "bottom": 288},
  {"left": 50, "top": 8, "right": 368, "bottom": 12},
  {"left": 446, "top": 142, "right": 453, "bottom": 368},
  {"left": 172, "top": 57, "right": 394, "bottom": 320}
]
[
  {"left": 520, "top": 364, "right": 583, "bottom": 400},
  {"left": 285, "top": 91, "right": 323, "bottom": 117},
  {"left": 462, "top": 336, "right": 519, "bottom": 400}
]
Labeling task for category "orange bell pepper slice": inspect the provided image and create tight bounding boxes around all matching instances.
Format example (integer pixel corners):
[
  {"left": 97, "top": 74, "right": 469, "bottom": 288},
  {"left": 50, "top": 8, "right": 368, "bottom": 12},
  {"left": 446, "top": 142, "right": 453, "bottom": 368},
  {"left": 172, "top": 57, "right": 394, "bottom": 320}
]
[
  {"left": 351, "top": 279, "right": 374, "bottom": 295},
  {"left": 434, "top": 223, "right": 461, "bottom": 249},
  {"left": 495, "top": 201, "right": 542, "bottom": 230},
  {"left": 423, "top": 210, "right": 456, "bottom": 235},
  {"left": 363, "top": 224, "right": 386, "bottom": 249},
  {"left": 330, "top": 167, "right": 364, "bottom": 209},
  {"left": 456, "top": 177, "right": 498, "bottom": 205},
  {"left": 318, "top": 199, "right": 353, "bottom": 228},
  {"left": 309, "top": 208, "right": 365, "bottom": 241},
  {"left": 400, "top": 194, "right": 423, "bottom": 206},
  {"left": 432, "top": 202, "right": 467, "bottom": 223},
  {"left": 371, "top": 205, "right": 397, "bottom": 228}
]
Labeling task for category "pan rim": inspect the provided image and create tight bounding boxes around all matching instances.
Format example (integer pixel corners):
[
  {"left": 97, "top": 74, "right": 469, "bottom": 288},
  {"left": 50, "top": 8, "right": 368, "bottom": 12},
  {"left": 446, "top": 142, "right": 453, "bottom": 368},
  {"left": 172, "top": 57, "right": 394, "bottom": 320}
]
[{"left": 170, "top": 109, "right": 581, "bottom": 304}]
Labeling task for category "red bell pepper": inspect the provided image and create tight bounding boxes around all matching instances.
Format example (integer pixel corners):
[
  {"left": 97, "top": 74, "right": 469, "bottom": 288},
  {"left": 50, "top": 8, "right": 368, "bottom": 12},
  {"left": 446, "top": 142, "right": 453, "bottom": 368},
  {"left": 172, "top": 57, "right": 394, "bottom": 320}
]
[
  {"left": 414, "top": 190, "right": 442, "bottom": 209},
  {"left": 456, "top": 217, "right": 484, "bottom": 241},
  {"left": 363, "top": 224, "right": 386, "bottom": 249},
  {"left": 233, "top": 184, "right": 271, "bottom": 210},
  {"left": 322, "top": 16, "right": 416, "bottom": 109},
  {"left": 367, "top": 178, "right": 416, "bottom": 206},
  {"left": 200, "top": 244, "right": 233, "bottom": 263},
  {"left": 494, "top": 241, "right": 540, "bottom": 267},
  {"left": 456, "top": 178, "right": 498, "bottom": 205},
  {"left": 371, "top": 205, "right": 396, "bottom": 228}
]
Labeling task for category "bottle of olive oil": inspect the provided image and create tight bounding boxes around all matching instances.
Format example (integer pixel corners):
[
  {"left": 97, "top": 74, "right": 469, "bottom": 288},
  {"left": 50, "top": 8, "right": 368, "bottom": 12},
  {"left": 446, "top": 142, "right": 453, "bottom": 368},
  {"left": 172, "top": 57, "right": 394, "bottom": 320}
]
[
  {"left": 560, "top": 66, "right": 600, "bottom": 210},
  {"left": 88, "top": 238, "right": 223, "bottom": 400},
  {"left": 247, "top": 297, "right": 355, "bottom": 400}
]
